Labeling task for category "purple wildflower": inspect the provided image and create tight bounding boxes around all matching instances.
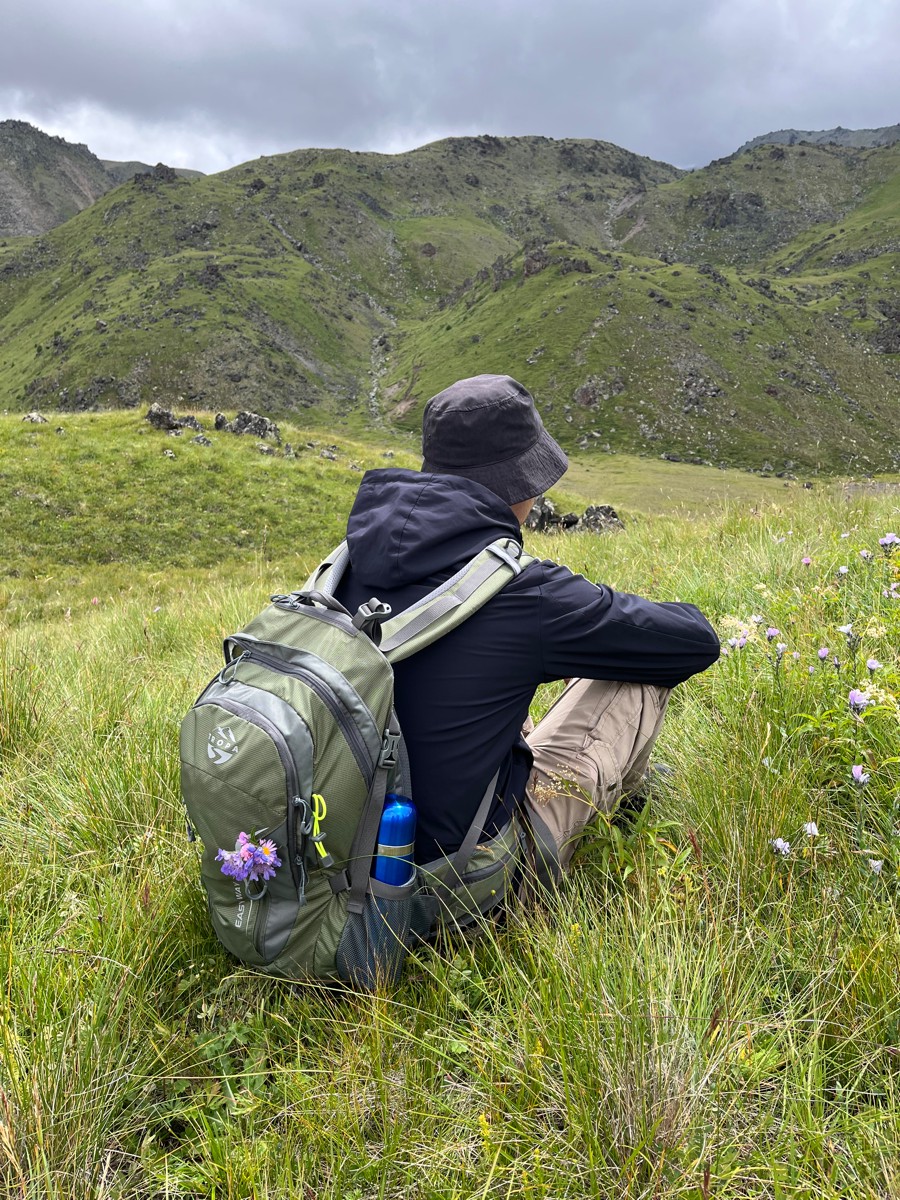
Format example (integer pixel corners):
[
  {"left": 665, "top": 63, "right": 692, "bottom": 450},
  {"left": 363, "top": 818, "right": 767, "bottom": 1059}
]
[
  {"left": 801, "top": 556, "right": 812, "bottom": 566},
  {"left": 251, "top": 839, "right": 282, "bottom": 880},
  {"left": 837, "top": 624, "right": 853, "bottom": 635},
  {"left": 848, "top": 689, "right": 872, "bottom": 714},
  {"left": 750, "top": 614, "right": 764, "bottom": 625},
  {"left": 851, "top": 764, "right": 870, "bottom": 786},
  {"left": 838, "top": 566, "right": 849, "bottom": 576},
  {"left": 776, "top": 642, "right": 787, "bottom": 654},
  {"left": 792, "top": 651, "right": 801, "bottom": 661},
  {"left": 860, "top": 549, "right": 873, "bottom": 561},
  {"left": 216, "top": 846, "right": 252, "bottom": 881},
  {"left": 867, "top": 658, "right": 882, "bottom": 673},
  {"left": 879, "top": 532, "right": 899, "bottom": 552},
  {"left": 808, "top": 666, "right": 815, "bottom": 675},
  {"left": 737, "top": 636, "right": 747, "bottom": 649},
  {"left": 803, "top": 821, "right": 819, "bottom": 838},
  {"left": 217, "top": 831, "right": 282, "bottom": 883},
  {"left": 818, "top": 647, "right": 829, "bottom": 660},
  {"left": 766, "top": 627, "right": 780, "bottom": 641},
  {"left": 770, "top": 837, "right": 791, "bottom": 857},
  {"left": 868, "top": 859, "right": 884, "bottom": 876}
]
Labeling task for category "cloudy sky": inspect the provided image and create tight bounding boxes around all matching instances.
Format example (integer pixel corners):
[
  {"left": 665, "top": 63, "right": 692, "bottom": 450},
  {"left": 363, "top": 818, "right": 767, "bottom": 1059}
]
[{"left": 2, "top": 0, "right": 898, "bottom": 174}]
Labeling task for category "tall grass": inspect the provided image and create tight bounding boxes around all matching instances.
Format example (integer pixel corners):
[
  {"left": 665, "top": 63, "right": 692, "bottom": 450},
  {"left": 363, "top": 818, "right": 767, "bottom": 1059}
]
[{"left": 1, "top": 486, "right": 899, "bottom": 1197}]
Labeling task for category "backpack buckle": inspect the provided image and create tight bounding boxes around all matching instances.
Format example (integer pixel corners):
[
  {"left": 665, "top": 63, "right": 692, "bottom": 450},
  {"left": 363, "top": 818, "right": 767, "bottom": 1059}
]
[
  {"left": 379, "top": 731, "right": 400, "bottom": 768},
  {"left": 486, "top": 541, "right": 524, "bottom": 575}
]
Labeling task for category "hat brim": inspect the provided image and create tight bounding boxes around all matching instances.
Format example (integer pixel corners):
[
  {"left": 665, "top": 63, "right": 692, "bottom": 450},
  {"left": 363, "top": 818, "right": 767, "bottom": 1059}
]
[{"left": 423, "top": 425, "right": 568, "bottom": 506}]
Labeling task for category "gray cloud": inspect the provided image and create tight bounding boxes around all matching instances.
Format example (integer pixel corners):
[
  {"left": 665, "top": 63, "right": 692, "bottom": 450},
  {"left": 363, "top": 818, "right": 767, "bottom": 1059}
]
[{"left": 1, "top": 0, "right": 898, "bottom": 172}]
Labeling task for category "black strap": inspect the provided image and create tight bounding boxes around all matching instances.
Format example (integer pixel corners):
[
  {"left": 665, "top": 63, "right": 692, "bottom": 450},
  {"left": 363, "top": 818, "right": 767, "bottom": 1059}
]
[
  {"left": 426, "top": 769, "right": 500, "bottom": 912},
  {"left": 346, "top": 711, "right": 402, "bottom": 914},
  {"left": 448, "top": 768, "right": 500, "bottom": 883}
]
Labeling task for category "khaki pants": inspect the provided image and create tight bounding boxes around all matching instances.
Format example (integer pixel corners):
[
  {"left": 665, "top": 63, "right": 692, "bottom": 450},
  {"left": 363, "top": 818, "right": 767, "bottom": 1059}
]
[{"left": 523, "top": 679, "right": 671, "bottom": 871}]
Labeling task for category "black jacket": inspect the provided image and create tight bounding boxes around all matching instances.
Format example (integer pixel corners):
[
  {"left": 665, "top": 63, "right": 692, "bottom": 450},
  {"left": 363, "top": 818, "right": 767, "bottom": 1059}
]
[{"left": 335, "top": 468, "right": 719, "bottom": 862}]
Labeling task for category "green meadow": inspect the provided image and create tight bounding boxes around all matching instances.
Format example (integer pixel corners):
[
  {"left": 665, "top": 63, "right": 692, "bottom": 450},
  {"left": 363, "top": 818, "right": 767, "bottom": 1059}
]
[{"left": 2, "top": 412, "right": 899, "bottom": 1197}]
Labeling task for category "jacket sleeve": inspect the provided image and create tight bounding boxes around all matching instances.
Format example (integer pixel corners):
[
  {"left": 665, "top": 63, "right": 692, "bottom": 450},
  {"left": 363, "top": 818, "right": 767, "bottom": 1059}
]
[{"left": 537, "top": 562, "right": 720, "bottom": 688}]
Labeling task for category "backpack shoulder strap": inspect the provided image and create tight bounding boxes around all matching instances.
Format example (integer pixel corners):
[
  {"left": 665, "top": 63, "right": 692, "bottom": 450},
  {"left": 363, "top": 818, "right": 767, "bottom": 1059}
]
[{"left": 379, "top": 538, "right": 536, "bottom": 663}]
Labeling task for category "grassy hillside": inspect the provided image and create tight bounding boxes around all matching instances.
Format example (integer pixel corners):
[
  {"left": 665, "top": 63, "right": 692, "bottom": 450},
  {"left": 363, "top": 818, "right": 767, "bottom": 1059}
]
[
  {"left": 2, "top": 420, "right": 900, "bottom": 1197},
  {"left": 0, "top": 134, "right": 898, "bottom": 474},
  {"left": 0, "top": 410, "right": 807, "bottom": 624}
]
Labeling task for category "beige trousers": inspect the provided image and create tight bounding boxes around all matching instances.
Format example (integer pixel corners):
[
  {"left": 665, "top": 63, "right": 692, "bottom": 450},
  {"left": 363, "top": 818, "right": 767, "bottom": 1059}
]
[{"left": 523, "top": 679, "right": 671, "bottom": 871}]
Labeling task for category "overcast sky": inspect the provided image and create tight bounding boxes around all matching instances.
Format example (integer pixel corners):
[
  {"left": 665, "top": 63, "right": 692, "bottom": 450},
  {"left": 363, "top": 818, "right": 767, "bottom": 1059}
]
[{"left": 2, "top": 0, "right": 898, "bottom": 174}]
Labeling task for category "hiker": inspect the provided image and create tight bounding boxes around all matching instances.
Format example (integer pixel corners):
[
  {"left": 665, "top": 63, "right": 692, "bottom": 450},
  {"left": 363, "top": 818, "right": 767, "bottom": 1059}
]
[{"left": 332, "top": 373, "right": 720, "bottom": 888}]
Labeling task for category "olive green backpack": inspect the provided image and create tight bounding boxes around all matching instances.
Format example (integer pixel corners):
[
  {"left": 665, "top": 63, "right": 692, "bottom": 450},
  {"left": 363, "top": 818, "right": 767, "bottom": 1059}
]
[{"left": 179, "top": 536, "right": 550, "bottom": 989}]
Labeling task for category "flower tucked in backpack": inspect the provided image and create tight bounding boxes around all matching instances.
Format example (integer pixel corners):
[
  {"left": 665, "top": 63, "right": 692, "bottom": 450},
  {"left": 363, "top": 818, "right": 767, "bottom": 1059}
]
[{"left": 216, "top": 832, "right": 282, "bottom": 882}]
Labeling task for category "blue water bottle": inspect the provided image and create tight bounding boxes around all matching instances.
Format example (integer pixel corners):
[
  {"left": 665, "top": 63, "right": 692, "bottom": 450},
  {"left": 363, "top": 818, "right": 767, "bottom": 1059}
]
[{"left": 373, "top": 793, "right": 417, "bottom": 885}]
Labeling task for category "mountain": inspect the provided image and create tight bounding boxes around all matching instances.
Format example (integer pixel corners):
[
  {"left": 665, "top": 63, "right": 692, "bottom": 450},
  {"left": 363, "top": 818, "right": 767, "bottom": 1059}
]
[
  {"left": 0, "top": 126, "right": 897, "bottom": 474},
  {"left": 101, "top": 159, "right": 204, "bottom": 185},
  {"left": 738, "top": 123, "right": 900, "bottom": 153},
  {"left": 0, "top": 121, "right": 202, "bottom": 236}
]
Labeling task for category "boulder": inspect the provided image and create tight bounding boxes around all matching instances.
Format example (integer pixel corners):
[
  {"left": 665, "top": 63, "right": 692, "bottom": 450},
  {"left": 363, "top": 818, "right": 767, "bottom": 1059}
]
[
  {"left": 524, "top": 495, "right": 560, "bottom": 532},
  {"left": 145, "top": 402, "right": 180, "bottom": 431},
  {"left": 21, "top": 411, "right": 47, "bottom": 423},
  {"left": 230, "top": 411, "right": 281, "bottom": 442},
  {"left": 191, "top": 435, "right": 212, "bottom": 447},
  {"left": 145, "top": 403, "right": 204, "bottom": 433},
  {"left": 581, "top": 504, "right": 625, "bottom": 533}
]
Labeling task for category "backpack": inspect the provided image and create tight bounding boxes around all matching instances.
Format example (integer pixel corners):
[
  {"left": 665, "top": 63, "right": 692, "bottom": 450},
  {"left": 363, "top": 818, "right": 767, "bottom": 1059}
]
[{"left": 179, "top": 535, "right": 556, "bottom": 990}]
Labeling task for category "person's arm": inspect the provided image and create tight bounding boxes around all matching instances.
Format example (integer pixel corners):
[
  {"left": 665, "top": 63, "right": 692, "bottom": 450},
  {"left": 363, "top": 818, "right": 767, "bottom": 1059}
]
[{"left": 537, "top": 562, "right": 720, "bottom": 688}]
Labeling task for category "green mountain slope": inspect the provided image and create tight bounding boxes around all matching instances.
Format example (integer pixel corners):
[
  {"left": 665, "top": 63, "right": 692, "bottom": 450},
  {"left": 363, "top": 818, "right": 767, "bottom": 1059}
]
[
  {"left": 383, "top": 241, "right": 899, "bottom": 471},
  {"left": 0, "top": 131, "right": 897, "bottom": 473},
  {"left": 613, "top": 142, "right": 900, "bottom": 266}
]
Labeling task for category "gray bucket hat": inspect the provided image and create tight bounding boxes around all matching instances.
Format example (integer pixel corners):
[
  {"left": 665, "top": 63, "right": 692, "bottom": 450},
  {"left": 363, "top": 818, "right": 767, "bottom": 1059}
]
[{"left": 421, "top": 374, "right": 568, "bottom": 505}]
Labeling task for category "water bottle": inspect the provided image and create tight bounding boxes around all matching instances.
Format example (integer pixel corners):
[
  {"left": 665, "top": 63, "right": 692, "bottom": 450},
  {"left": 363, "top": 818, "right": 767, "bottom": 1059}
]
[{"left": 372, "top": 793, "right": 416, "bottom": 886}]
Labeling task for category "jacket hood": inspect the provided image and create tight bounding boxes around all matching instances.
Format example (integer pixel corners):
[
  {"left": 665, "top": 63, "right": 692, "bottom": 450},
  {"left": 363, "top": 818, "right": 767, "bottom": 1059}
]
[{"left": 346, "top": 468, "right": 522, "bottom": 587}]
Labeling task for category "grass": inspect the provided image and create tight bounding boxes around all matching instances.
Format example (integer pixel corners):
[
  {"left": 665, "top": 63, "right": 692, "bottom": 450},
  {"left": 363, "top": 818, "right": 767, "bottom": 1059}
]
[{"left": 1, "top": 416, "right": 900, "bottom": 1196}]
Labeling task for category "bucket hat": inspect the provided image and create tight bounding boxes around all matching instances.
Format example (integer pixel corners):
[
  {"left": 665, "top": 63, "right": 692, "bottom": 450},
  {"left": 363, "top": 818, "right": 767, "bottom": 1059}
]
[{"left": 421, "top": 374, "right": 568, "bottom": 505}]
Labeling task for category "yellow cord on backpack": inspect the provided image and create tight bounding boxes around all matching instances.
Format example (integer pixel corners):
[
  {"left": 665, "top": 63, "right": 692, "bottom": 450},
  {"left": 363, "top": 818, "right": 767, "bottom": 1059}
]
[{"left": 311, "top": 794, "right": 334, "bottom": 868}]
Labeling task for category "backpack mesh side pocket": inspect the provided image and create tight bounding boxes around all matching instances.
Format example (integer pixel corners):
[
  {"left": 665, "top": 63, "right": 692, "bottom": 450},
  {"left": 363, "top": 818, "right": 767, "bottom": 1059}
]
[{"left": 334, "top": 876, "right": 418, "bottom": 989}]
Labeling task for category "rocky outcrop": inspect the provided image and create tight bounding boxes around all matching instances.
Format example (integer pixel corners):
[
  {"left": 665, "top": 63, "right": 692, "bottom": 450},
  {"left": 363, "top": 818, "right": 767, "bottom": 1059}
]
[
  {"left": 525, "top": 495, "right": 624, "bottom": 534},
  {"left": 213, "top": 410, "right": 281, "bottom": 442},
  {"left": 145, "top": 402, "right": 204, "bottom": 433}
]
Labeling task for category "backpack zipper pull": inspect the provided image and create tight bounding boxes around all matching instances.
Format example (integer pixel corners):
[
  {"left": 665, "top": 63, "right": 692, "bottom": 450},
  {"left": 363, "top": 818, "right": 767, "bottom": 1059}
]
[
  {"left": 219, "top": 650, "right": 249, "bottom": 685},
  {"left": 292, "top": 796, "right": 312, "bottom": 904}
]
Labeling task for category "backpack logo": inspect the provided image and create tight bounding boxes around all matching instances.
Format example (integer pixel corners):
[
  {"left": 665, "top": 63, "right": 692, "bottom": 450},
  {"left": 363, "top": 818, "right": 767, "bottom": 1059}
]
[{"left": 207, "top": 725, "right": 239, "bottom": 765}]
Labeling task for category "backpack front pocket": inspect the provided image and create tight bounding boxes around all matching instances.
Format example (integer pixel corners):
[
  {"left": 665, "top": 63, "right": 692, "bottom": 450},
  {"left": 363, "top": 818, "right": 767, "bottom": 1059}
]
[{"left": 180, "top": 682, "right": 316, "bottom": 964}]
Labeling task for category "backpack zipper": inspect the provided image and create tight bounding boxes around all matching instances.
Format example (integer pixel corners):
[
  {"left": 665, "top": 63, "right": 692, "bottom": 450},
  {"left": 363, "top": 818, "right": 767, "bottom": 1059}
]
[
  {"left": 196, "top": 694, "right": 307, "bottom": 902},
  {"left": 231, "top": 644, "right": 375, "bottom": 785}
]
